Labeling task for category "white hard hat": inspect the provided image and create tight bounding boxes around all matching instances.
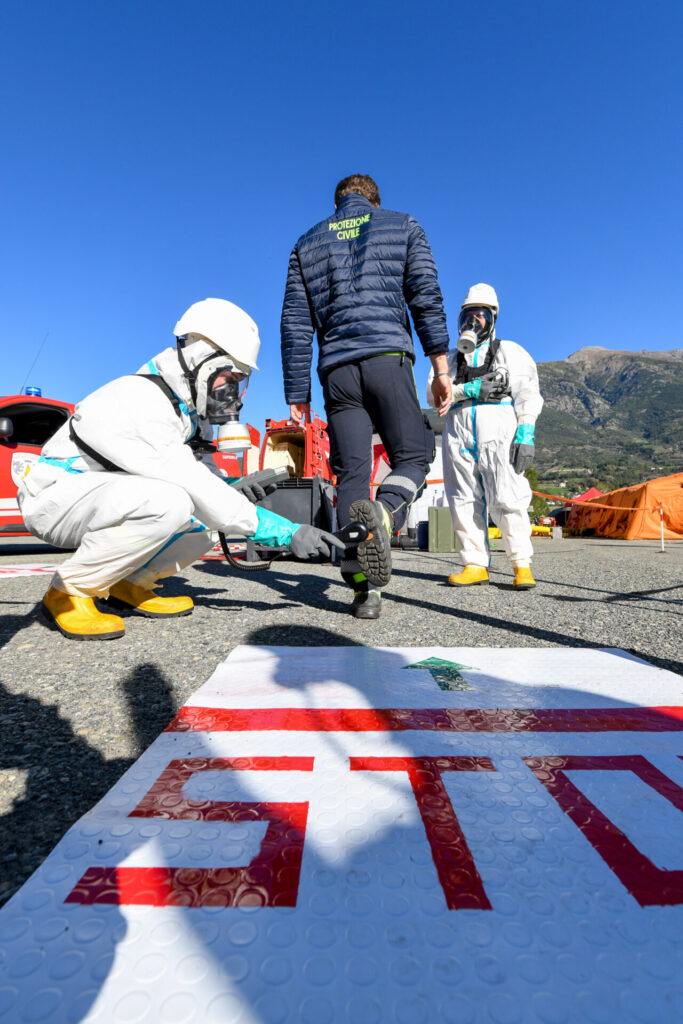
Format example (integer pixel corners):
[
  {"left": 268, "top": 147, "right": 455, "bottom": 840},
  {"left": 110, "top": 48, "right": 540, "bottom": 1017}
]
[
  {"left": 461, "top": 283, "right": 499, "bottom": 316},
  {"left": 173, "top": 298, "right": 260, "bottom": 370}
]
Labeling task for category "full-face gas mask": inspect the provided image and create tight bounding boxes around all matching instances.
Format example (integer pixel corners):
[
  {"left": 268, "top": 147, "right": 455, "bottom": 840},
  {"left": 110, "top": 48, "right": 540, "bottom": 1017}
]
[
  {"left": 456, "top": 306, "right": 495, "bottom": 354},
  {"left": 202, "top": 362, "right": 250, "bottom": 425},
  {"left": 177, "top": 338, "right": 251, "bottom": 425},
  {"left": 207, "top": 364, "right": 255, "bottom": 452}
]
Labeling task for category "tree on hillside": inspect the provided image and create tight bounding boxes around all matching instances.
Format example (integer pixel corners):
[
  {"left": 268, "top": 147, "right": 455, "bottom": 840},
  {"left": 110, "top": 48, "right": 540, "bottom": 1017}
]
[{"left": 525, "top": 466, "right": 550, "bottom": 518}]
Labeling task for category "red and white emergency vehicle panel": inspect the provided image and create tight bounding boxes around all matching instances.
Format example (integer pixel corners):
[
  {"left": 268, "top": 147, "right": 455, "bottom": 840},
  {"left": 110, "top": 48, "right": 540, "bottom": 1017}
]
[
  {"left": 0, "top": 394, "right": 73, "bottom": 535},
  {"left": 0, "top": 646, "right": 681, "bottom": 1023}
]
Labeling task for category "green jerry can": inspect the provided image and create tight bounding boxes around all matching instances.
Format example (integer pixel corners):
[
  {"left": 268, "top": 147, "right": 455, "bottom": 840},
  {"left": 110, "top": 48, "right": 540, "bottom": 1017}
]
[{"left": 427, "top": 505, "right": 460, "bottom": 553}]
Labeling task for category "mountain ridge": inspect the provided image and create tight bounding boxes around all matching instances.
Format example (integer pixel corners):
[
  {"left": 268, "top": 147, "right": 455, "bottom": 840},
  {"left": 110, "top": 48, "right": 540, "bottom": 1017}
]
[{"left": 535, "top": 346, "right": 682, "bottom": 494}]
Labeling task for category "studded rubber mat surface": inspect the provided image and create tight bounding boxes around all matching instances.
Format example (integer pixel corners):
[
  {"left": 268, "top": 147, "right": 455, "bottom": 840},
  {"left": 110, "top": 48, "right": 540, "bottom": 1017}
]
[{"left": 1, "top": 647, "right": 682, "bottom": 1023}]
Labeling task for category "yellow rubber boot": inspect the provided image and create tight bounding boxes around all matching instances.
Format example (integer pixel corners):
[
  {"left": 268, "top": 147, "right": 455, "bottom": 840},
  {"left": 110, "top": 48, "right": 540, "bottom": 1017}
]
[
  {"left": 513, "top": 567, "right": 536, "bottom": 590},
  {"left": 109, "top": 580, "right": 194, "bottom": 618},
  {"left": 447, "top": 565, "right": 489, "bottom": 587},
  {"left": 42, "top": 585, "right": 125, "bottom": 640}
]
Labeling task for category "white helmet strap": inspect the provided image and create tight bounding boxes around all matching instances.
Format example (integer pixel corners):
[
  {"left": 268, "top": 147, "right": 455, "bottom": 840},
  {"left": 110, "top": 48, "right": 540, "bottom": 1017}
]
[{"left": 176, "top": 337, "right": 199, "bottom": 408}]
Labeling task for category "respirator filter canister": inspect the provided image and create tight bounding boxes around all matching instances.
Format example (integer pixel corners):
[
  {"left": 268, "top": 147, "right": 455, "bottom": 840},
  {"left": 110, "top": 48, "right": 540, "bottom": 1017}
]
[{"left": 217, "top": 421, "right": 252, "bottom": 453}]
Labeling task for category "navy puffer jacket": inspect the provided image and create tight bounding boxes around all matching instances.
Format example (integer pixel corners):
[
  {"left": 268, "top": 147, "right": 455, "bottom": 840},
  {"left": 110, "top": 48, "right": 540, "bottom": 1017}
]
[{"left": 280, "top": 194, "right": 450, "bottom": 403}]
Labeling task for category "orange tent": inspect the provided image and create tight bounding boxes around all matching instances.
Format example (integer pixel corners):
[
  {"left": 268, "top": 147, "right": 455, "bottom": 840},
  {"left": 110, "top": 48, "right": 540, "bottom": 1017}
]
[{"left": 566, "top": 472, "right": 683, "bottom": 540}]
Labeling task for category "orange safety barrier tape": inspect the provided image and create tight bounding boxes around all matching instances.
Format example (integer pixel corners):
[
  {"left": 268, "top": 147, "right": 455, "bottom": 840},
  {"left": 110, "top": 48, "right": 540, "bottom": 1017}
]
[
  {"left": 369, "top": 482, "right": 666, "bottom": 516},
  {"left": 372, "top": 479, "right": 444, "bottom": 486},
  {"left": 531, "top": 490, "right": 665, "bottom": 514}
]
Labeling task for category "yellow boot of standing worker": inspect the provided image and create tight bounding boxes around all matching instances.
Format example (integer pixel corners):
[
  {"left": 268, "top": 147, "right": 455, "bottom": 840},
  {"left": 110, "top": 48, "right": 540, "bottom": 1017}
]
[
  {"left": 108, "top": 580, "right": 194, "bottom": 617},
  {"left": 42, "top": 585, "right": 125, "bottom": 640},
  {"left": 513, "top": 567, "right": 536, "bottom": 590},
  {"left": 447, "top": 565, "right": 489, "bottom": 586}
]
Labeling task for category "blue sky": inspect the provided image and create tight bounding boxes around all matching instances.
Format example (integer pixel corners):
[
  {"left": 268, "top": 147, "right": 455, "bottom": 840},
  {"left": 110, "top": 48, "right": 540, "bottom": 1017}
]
[{"left": 2, "top": 0, "right": 681, "bottom": 439}]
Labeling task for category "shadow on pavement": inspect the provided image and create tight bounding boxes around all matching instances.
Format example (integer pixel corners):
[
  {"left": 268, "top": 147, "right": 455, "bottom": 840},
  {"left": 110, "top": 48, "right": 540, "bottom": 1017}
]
[
  {"left": 195, "top": 560, "right": 352, "bottom": 614},
  {"left": 0, "top": 609, "right": 42, "bottom": 652},
  {"left": 0, "top": 663, "right": 175, "bottom": 907}
]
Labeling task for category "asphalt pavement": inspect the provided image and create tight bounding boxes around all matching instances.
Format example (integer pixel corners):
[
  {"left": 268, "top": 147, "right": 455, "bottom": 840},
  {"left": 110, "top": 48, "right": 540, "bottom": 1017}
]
[{"left": 1, "top": 535, "right": 681, "bottom": 906}]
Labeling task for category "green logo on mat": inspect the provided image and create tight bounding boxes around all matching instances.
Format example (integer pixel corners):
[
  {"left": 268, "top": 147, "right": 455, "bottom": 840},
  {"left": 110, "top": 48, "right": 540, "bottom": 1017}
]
[{"left": 403, "top": 656, "right": 477, "bottom": 692}]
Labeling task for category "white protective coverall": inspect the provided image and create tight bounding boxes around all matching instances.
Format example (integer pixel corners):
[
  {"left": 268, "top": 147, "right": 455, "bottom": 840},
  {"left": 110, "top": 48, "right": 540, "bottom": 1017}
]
[
  {"left": 427, "top": 337, "right": 543, "bottom": 568},
  {"left": 17, "top": 346, "right": 258, "bottom": 597}
]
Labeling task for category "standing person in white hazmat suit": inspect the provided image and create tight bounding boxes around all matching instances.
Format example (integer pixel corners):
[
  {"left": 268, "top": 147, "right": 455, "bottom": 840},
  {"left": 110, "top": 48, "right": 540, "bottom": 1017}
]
[
  {"left": 17, "top": 298, "right": 344, "bottom": 640},
  {"left": 426, "top": 283, "right": 543, "bottom": 588}
]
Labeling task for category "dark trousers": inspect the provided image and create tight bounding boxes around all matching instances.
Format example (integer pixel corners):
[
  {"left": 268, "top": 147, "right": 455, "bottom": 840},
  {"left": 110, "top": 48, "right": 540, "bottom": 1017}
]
[{"left": 322, "top": 354, "right": 435, "bottom": 530}]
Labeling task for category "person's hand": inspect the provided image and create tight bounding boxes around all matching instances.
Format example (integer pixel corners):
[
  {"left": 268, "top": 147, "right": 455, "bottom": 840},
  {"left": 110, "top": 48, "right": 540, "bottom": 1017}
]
[
  {"left": 289, "top": 525, "right": 347, "bottom": 560},
  {"left": 510, "top": 422, "right": 535, "bottom": 473},
  {"left": 231, "top": 475, "right": 279, "bottom": 504},
  {"left": 478, "top": 373, "right": 509, "bottom": 402},
  {"left": 431, "top": 374, "right": 452, "bottom": 417},
  {"left": 289, "top": 403, "right": 310, "bottom": 425},
  {"left": 510, "top": 441, "right": 535, "bottom": 474}
]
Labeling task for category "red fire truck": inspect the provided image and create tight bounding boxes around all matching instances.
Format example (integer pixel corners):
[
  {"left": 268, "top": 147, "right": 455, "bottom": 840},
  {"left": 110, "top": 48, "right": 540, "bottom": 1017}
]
[{"left": 0, "top": 394, "right": 74, "bottom": 536}]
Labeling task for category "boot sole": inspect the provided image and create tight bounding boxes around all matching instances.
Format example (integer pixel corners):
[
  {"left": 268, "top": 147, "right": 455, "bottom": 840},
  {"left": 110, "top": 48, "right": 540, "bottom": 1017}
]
[
  {"left": 349, "top": 500, "right": 392, "bottom": 588},
  {"left": 513, "top": 583, "right": 536, "bottom": 590},
  {"left": 446, "top": 579, "right": 489, "bottom": 587},
  {"left": 41, "top": 603, "right": 125, "bottom": 640},
  {"left": 106, "top": 597, "right": 194, "bottom": 619}
]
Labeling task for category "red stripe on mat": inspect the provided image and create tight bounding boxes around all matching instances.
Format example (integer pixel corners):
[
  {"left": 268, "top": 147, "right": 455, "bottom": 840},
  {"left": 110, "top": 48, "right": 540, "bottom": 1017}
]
[{"left": 165, "top": 706, "right": 683, "bottom": 733}]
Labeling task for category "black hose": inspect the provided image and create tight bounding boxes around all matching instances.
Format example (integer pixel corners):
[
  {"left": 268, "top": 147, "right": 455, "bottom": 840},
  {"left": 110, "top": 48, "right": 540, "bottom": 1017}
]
[{"left": 218, "top": 532, "right": 279, "bottom": 572}]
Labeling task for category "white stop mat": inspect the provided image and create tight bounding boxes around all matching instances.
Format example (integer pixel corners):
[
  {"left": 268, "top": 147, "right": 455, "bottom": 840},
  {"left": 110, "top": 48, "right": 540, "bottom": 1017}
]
[{"left": 1, "top": 647, "right": 681, "bottom": 1024}]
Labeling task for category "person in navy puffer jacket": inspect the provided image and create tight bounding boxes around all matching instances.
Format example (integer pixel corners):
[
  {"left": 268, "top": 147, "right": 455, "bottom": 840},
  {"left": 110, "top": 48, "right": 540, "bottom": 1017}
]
[{"left": 280, "top": 174, "right": 452, "bottom": 619}]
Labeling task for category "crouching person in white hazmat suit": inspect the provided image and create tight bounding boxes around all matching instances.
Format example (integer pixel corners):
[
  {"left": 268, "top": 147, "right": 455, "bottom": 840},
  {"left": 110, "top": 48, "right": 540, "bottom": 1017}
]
[
  {"left": 427, "top": 283, "right": 543, "bottom": 589},
  {"left": 17, "top": 298, "right": 345, "bottom": 639}
]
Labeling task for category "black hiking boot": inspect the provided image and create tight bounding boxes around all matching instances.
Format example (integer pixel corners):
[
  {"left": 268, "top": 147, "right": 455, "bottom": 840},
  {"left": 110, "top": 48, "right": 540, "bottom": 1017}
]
[{"left": 351, "top": 589, "right": 382, "bottom": 619}]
